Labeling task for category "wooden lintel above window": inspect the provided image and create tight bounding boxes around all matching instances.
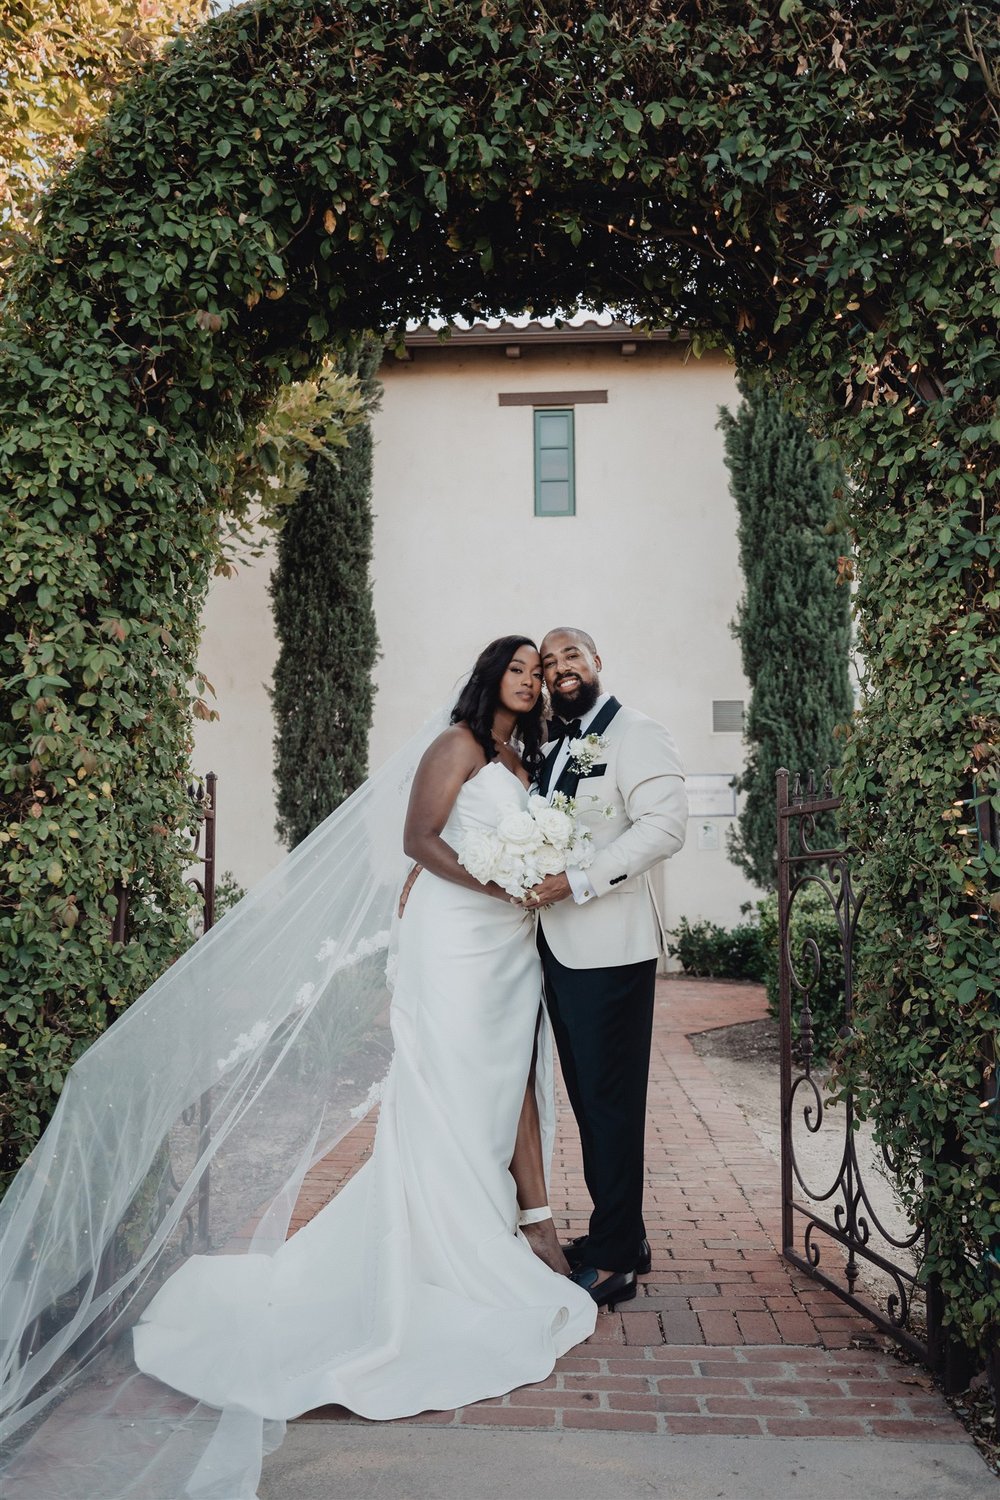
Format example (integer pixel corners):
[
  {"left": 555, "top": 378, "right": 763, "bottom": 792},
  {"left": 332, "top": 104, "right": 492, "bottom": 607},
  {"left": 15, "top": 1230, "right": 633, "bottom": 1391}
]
[{"left": 498, "top": 390, "right": 608, "bottom": 407}]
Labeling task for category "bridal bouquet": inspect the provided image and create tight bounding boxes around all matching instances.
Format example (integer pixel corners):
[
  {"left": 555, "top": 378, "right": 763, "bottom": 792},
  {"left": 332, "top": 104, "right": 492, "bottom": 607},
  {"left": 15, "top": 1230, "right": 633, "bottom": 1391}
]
[{"left": 456, "top": 791, "right": 603, "bottom": 899}]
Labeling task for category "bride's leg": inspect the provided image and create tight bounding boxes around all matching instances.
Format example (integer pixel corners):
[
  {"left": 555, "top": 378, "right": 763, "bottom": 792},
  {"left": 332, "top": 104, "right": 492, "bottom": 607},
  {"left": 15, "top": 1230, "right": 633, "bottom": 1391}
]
[{"left": 511, "top": 1066, "right": 571, "bottom": 1276}]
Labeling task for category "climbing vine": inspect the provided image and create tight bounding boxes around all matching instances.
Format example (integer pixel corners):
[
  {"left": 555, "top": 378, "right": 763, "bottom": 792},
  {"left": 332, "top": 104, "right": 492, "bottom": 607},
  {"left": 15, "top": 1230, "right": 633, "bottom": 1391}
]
[{"left": 1, "top": 0, "right": 997, "bottom": 1355}]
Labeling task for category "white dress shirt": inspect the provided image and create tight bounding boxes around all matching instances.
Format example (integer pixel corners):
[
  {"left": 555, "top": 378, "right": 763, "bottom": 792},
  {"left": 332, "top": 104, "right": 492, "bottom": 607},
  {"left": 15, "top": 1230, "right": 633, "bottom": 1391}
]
[{"left": 545, "top": 692, "right": 611, "bottom": 905}]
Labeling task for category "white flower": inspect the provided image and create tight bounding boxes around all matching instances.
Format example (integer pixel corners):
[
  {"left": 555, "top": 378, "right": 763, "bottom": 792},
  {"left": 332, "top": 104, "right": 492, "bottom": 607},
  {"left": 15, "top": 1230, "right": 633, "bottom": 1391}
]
[
  {"left": 535, "top": 843, "right": 567, "bottom": 877},
  {"left": 459, "top": 789, "right": 600, "bottom": 898},
  {"left": 316, "top": 937, "right": 341, "bottom": 962},
  {"left": 568, "top": 837, "right": 595, "bottom": 868},
  {"left": 493, "top": 847, "right": 526, "bottom": 891},
  {"left": 496, "top": 806, "right": 544, "bottom": 850},
  {"left": 456, "top": 826, "right": 501, "bottom": 884},
  {"left": 567, "top": 733, "right": 608, "bottom": 775},
  {"left": 532, "top": 803, "right": 574, "bottom": 847},
  {"left": 293, "top": 982, "right": 315, "bottom": 1010}
]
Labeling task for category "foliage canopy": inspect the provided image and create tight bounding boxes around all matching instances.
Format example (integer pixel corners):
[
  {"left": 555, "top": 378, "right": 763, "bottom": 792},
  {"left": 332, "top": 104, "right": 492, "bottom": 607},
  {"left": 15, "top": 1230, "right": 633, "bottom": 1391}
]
[
  {"left": 1, "top": 0, "right": 997, "bottom": 1355},
  {"left": 0, "top": 0, "right": 210, "bottom": 262}
]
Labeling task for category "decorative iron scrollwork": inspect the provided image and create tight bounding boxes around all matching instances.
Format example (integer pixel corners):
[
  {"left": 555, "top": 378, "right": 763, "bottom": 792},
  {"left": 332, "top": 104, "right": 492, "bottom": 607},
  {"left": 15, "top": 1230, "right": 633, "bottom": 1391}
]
[{"left": 777, "top": 768, "right": 929, "bottom": 1362}]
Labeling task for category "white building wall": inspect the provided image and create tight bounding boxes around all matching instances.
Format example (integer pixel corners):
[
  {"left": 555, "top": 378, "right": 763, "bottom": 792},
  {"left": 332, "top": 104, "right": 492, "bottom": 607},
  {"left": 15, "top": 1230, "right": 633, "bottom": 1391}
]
[{"left": 193, "top": 339, "right": 763, "bottom": 938}]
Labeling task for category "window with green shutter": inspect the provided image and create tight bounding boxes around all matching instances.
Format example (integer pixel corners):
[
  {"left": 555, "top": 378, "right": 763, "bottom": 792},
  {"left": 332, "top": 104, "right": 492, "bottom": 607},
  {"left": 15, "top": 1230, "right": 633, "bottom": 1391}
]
[{"left": 533, "top": 408, "right": 575, "bottom": 516}]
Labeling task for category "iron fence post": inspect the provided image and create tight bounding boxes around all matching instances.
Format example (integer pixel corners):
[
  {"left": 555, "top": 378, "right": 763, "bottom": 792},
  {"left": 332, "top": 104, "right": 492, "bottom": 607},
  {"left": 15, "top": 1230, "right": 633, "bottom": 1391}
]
[{"left": 776, "top": 767, "right": 793, "bottom": 1257}]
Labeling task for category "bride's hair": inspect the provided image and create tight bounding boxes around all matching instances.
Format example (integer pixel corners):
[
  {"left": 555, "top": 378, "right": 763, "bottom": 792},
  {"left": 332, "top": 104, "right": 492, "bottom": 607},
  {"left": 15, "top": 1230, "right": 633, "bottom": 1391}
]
[{"left": 451, "top": 635, "right": 546, "bottom": 779}]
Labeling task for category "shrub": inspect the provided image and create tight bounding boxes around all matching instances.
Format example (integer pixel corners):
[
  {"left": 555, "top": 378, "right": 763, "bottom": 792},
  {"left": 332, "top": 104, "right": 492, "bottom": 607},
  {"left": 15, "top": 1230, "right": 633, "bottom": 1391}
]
[
  {"left": 667, "top": 912, "right": 767, "bottom": 982},
  {"left": 719, "top": 379, "right": 854, "bottom": 892},
  {"left": 270, "top": 338, "right": 381, "bottom": 849}
]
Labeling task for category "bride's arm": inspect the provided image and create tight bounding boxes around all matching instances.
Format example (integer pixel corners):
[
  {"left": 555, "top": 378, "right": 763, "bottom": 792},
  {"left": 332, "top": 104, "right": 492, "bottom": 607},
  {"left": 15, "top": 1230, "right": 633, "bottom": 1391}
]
[{"left": 402, "top": 727, "right": 511, "bottom": 902}]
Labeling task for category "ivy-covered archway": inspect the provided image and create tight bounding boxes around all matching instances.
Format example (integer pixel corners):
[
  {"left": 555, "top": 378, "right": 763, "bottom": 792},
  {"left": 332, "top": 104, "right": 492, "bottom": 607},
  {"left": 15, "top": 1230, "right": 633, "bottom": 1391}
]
[{"left": 2, "top": 0, "right": 997, "bottom": 1352}]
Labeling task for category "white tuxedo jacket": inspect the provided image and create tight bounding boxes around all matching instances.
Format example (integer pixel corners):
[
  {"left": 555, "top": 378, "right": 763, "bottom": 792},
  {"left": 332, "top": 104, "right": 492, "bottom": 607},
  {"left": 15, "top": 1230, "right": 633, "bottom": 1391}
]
[{"left": 538, "top": 705, "right": 687, "bottom": 970}]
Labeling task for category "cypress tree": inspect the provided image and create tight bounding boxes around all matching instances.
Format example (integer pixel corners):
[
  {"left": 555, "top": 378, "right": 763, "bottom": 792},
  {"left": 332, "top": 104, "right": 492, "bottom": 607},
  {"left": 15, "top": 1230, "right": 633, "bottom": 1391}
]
[
  {"left": 719, "top": 380, "right": 854, "bottom": 891},
  {"left": 270, "top": 338, "right": 382, "bottom": 848}
]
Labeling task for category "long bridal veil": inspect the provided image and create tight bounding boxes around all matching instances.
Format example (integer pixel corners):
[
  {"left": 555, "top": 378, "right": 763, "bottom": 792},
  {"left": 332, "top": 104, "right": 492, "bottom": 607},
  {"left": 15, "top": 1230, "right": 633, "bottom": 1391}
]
[{"left": 0, "top": 704, "right": 451, "bottom": 1500}]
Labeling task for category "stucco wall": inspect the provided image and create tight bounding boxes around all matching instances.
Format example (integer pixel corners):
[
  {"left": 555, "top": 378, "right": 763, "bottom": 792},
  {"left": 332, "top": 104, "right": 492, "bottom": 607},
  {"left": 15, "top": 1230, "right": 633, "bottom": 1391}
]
[{"left": 193, "top": 338, "right": 763, "bottom": 938}]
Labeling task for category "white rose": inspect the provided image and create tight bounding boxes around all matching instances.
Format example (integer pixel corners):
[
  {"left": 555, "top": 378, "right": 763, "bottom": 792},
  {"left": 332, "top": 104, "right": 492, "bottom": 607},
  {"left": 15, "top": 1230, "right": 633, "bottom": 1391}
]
[
  {"left": 568, "top": 836, "right": 594, "bottom": 868},
  {"left": 497, "top": 806, "right": 544, "bottom": 849},
  {"left": 532, "top": 804, "right": 574, "bottom": 846},
  {"left": 457, "top": 827, "right": 501, "bottom": 884},
  {"left": 535, "top": 844, "right": 566, "bottom": 877},
  {"left": 493, "top": 848, "right": 527, "bottom": 896}
]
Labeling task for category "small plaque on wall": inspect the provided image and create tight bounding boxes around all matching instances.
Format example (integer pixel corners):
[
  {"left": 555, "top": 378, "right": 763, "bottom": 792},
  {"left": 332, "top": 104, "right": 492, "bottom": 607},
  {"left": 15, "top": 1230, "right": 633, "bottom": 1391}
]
[{"left": 687, "top": 774, "right": 737, "bottom": 818}]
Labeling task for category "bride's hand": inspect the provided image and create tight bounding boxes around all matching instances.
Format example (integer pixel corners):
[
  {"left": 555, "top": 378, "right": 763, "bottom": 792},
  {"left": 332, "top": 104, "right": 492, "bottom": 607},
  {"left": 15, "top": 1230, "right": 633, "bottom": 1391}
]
[{"left": 524, "top": 874, "right": 572, "bottom": 908}]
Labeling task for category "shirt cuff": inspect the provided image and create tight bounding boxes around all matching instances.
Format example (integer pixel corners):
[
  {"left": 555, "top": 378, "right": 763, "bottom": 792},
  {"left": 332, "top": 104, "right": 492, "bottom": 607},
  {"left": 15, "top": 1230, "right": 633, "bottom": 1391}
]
[{"left": 566, "top": 866, "right": 595, "bottom": 905}]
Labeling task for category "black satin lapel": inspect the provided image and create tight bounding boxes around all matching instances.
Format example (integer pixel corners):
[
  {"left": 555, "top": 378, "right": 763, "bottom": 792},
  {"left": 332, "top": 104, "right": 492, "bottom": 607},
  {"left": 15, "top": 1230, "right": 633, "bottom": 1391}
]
[
  {"left": 554, "top": 761, "right": 580, "bottom": 799},
  {"left": 586, "top": 696, "right": 622, "bottom": 740},
  {"left": 538, "top": 744, "right": 559, "bottom": 797},
  {"left": 553, "top": 697, "right": 622, "bottom": 799}
]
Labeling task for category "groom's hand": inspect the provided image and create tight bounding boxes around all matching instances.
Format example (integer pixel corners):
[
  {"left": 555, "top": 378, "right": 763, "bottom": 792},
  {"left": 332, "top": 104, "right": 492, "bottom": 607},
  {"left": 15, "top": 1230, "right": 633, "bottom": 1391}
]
[
  {"left": 397, "top": 863, "right": 423, "bottom": 917},
  {"left": 527, "top": 873, "right": 572, "bottom": 907}
]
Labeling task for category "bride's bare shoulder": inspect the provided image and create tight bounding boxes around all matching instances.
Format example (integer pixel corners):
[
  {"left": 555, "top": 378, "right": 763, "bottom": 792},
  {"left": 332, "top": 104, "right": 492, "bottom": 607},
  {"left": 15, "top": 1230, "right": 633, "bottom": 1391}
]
[{"left": 418, "top": 723, "right": 484, "bottom": 773}]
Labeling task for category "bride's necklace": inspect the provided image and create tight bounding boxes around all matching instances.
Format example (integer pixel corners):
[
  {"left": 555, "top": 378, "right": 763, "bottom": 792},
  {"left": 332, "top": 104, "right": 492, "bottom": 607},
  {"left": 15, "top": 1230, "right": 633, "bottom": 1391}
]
[{"left": 492, "top": 731, "right": 515, "bottom": 750}]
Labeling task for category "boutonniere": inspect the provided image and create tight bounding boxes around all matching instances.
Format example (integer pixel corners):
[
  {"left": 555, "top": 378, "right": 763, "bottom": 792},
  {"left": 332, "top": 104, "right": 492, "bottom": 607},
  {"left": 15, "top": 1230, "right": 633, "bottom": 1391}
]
[{"left": 567, "top": 733, "right": 608, "bottom": 775}]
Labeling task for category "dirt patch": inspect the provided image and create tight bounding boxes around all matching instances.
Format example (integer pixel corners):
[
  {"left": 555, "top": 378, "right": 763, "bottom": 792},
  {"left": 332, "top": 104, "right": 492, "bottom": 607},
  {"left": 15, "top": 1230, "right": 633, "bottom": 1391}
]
[{"left": 689, "top": 1015, "right": 780, "bottom": 1065}]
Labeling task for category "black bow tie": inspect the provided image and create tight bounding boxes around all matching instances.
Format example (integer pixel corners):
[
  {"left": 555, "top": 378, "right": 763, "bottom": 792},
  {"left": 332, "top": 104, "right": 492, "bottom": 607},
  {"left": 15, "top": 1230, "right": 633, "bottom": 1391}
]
[{"left": 552, "top": 717, "right": 583, "bottom": 743}]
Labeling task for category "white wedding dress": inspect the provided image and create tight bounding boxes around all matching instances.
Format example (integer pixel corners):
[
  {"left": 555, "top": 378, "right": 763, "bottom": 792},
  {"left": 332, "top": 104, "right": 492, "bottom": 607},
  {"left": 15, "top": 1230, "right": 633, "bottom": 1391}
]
[{"left": 133, "top": 759, "right": 597, "bottom": 1421}]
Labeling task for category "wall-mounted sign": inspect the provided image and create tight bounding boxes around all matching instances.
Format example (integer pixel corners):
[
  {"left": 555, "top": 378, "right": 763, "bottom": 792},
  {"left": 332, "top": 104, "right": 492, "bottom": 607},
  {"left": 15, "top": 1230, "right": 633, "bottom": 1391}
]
[
  {"left": 687, "top": 774, "right": 737, "bottom": 818},
  {"left": 696, "top": 821, "right": 721, "bottom": 851}
]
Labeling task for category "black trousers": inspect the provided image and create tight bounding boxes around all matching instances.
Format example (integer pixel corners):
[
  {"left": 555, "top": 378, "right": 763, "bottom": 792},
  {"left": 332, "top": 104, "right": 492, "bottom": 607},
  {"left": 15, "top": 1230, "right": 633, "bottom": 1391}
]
[{"left": 538, "top": 926, "right": 658, "bottom": 1272}]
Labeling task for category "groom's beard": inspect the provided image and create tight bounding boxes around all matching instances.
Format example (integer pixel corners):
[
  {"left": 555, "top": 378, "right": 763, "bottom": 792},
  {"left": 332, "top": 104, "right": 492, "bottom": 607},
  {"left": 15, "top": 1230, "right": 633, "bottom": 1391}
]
[{"left": 550, "top": 677, "right": 601, "bottom": 722}]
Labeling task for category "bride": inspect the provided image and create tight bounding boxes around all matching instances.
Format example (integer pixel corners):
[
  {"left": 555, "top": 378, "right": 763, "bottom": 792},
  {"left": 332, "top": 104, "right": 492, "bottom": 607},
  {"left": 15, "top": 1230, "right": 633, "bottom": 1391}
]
[
  {"left": 1, "top": 634, "right": 596, "bottom": 1496},
  {"left": 130, "top": 633, "right": 597, "bottom": 1421}
]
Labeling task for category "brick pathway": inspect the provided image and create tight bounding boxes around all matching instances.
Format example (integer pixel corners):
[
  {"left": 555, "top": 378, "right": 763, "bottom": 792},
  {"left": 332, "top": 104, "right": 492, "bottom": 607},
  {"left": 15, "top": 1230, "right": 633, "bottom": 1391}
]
[{"left": 291, "top": 978, "right": 967, "bottom": 1444}]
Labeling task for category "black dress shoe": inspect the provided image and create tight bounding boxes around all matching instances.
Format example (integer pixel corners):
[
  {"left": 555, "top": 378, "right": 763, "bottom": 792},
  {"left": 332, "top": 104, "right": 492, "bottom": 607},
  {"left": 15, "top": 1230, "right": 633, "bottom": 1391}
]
[
  {"left": 563, "top": 1235, "right": 652, "bottom": 1277},
  {"left": 571, "top": 1265, "right": 637, "bottom": 1309}
]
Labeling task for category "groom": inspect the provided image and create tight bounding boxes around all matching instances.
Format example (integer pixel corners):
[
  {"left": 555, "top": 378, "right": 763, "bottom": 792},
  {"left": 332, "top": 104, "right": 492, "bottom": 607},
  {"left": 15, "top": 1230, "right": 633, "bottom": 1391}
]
[{"left": 528, "top": 628, "right": 688, "bottom": 1308}]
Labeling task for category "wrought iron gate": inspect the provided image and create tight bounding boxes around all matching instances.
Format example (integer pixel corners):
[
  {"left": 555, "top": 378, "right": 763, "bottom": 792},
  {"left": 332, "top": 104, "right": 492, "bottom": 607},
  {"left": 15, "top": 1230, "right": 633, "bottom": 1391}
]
[{"left": 776, "top": 767, "right": 930, "bottom": 1359}]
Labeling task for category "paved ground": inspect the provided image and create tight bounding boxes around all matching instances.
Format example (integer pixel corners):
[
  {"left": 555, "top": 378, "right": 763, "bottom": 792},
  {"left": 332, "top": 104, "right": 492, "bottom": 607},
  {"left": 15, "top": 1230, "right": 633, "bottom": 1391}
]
[
  {"left": 7, "top": 979, "right": 995, "bottom": 1498},
  {"left": 283, "top": 980, "right": 983, "bottom": 1447}
]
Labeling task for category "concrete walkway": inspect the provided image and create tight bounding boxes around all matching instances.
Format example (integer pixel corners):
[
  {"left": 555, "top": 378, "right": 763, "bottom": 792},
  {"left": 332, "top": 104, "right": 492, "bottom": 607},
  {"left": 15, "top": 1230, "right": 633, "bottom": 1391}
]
[{"left": 264, "top": 978, "right": 997, "bottom": 1498}]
